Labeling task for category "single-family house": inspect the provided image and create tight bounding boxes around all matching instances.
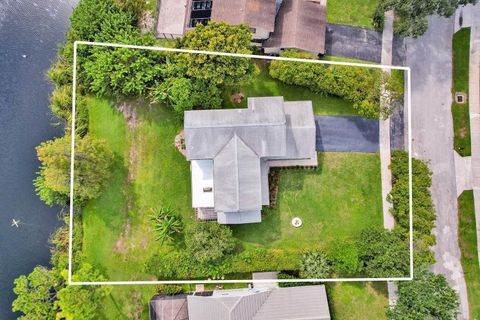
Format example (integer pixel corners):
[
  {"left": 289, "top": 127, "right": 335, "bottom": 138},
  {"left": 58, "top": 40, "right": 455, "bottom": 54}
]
[
  {"left": 156, "top": 0, "right": 327, "bottom": 54},
  {"left": 149, "top": 285, "right": 331, "bottom": 320},
  {"left": 184, "top": 96, "right": 317, "bottom": 224}
]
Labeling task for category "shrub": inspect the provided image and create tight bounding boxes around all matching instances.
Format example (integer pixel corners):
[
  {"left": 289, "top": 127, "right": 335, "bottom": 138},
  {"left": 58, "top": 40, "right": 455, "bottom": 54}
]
[
  {"left": 156, "top": 285, "right": 184, "bottom": 296},
  {"left": 388, "top": 150, "right": 436, "bottom": 267},
  {"left": 269, "top": 50, "right": 402, "bottom": 118},
  {"left": 277, "top": 272, "right": 310, "bottom": 288},
  {"left": 299, "top": 251, "right": 332, "bottom": 279},
  {"left": 185, "top": 223, "right": 237, "bottom": 265},
  {"left": 149, "top": 207, "right": 183, "bottom": 245},
  {"left": 83, "top": 33, "right": 165, "bottom": 97},
  {"left": 330, "top": 240, "right": 362, "bottom": 275},
  {"left": 358, "top": 227, "right": 410, "bottom": 278},
  {"left": 151, "top": 77, "right": 223, "bottom": 116}
]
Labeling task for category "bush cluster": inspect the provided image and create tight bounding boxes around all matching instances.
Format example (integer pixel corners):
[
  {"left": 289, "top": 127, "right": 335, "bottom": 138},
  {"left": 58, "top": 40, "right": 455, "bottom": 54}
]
[
  {"left": 269, "top": 50, "right": 403, "bottom": 118},
  {"left": 388, "top": 150, "right": 436, "bottom": 267}
]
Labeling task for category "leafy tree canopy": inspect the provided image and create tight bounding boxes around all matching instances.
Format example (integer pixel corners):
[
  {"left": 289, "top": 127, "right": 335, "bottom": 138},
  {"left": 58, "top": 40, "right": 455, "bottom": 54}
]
[
  {"left": 35, "top": 135, "right": 113, "bottom": 203},
  {"left": 176, "top": 21, "right": 257, "bottom": 86},
  {"left": 376, "top": 0, "right": 477, "bottom": 37},
  {"left": 55, "top": 263, "right": 111, "bottom": 320},
  {"left": 12, "top": 267, "right": 59, "bottom": 320},
  {"left": 185, "top": 222, "right": 237, "bottom": 265},
  {"left": 387, "top": 269, "right": 459, "bottom": 319}
]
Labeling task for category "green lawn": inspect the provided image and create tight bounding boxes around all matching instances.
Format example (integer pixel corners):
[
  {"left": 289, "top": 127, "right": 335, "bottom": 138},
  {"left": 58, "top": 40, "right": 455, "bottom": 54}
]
[
  {"left": 223, "top": 61, "right": 359, "bottom": 116},
  {"left": 326, "top": 0, "right": 378, "bottom": 28},
  {"left": 452, "top": 28, "right": 471, "bottom": 156},
  {"left": 81, "top": 91, "right": 382, "bottom": 317},
  {"left": 458, "top": 190, "right": 480, "bottom": 320},
  {"left": 232, "top": 153, "right": 383, "bottom": 251},
  {"left": 82, "top": 96, "right": 191, "bottom": 319},
  {"left": 327, "top": 282, "right": 388, "bottom": 319}
]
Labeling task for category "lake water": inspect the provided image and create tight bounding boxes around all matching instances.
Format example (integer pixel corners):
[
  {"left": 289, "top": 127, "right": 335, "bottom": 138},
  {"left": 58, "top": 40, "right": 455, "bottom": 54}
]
[{"left": 0, "top": 0, "right": 76, "bottom": 318}]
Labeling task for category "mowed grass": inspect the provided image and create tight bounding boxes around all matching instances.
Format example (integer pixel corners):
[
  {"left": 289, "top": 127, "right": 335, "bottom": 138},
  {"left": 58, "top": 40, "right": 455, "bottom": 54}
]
[
  {"left": 458, "top": 190, "right": 480, "bottom": 320},
  {"left": 82, "top": 97, "right": 191, "bottom": 319},
  {"left": 223, "top": 61, "right": 358, "bottom": 116},
  {"left": 232, "top": 153, "right": 383, "bottom": 251},
  {"left": 326, "top": 0, "right": 378, "bottom": 28},
  {"left": 452, "top": 28, "right": 471, "bottom": 156},
  {"left": 327, "top": 282, "right": 388, "bottom": 319},
  {"left": 81, "top": 96, "right": 383, "bottom": 317}
]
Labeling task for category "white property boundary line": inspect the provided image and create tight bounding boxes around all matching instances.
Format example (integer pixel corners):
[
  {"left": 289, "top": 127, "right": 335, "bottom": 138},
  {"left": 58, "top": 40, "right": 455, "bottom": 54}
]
[{"left": 68, "top": 41, "right": 413, "bottom": 286}]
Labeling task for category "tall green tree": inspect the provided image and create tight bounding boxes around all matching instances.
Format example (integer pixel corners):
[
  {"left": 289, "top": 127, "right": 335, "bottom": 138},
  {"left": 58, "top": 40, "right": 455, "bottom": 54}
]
[
  {"left": 35, "top": 135, "right": 113, "bottom": 204},
  {"left": 176, "top": 21, "right": 256, "bottom": 86},
  {"left": 387, "top": 269, "right": 459, "bottom": 319},
  {"left": 12, "top": 267, "right": 59, "bottom": 320},
  {"left": 376, "top": 0, "right": 477, "bottom": 37},
  {"left": 55, "top": 264, "right": 111, "bottom": 320}
]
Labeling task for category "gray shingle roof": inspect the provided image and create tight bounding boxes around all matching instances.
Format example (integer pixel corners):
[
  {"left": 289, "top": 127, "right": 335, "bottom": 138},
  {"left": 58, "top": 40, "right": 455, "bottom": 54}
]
[
  {"left": 187, "top": 290, "right": 270, "bottom": 320},
  {"left": 184, "top": 97, "right": 287, "bottom": 160},
  {"left": 186, "top": 286, "right": 330, "bottom": 320},
  {"left": 184, "top": 96, "right": 316, "bottom": 223},
  {"left": 253, "top": 286, "right": 331, "bottom": 320},
  {"left": 214, "top": 135, "right": 262, "bottom": 212}
]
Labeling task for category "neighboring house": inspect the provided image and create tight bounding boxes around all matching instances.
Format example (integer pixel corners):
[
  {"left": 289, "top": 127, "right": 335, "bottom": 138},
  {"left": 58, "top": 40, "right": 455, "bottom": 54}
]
[
  {"left": 149, "top": 294, "right": 189, "bottom": 320},
  {"left": 150, "top": 285, "right": 331, "bottom": 320},
  {"left": 156, "top": 0, "right": 327, "bottom": 54},
  {"left": 184, "top": 96, "right": 317, "bottom": 224}
]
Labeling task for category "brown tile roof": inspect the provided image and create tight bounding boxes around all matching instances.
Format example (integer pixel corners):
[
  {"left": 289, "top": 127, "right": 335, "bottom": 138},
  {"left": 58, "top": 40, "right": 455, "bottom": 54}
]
[
  {"left": 211, "top": 0, "right": 276, "bottom": 32},
  {"left": 264, "top": 0, "right": 327, "bottom": 54}
]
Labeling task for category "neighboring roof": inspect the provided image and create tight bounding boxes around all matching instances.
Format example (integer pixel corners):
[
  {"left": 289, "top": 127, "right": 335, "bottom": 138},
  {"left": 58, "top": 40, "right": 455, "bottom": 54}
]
[
  {"left": 184, "top": 97, "right": 287, "bottom": 160},
  {"left": 149, "top": 295, "right": 189, "bottom": 320},
  {"left": 211, "top": 0, "right": 277, "bottom": 32},
  {"left": 186, "top": 286, "right": 330, "bottom": 320},
  {"left": 191, "top": 160, "right": 214, "bottom": 208},
  {"left": 264, "top": 0, "right": 327, "bottom": 53},
  {"left": 156, "top": 0, "right": 188, "bottom": 36},
  {"left": 187, "top": 289, "right": 270, "bottom": 320},
  {"left": 253, "top": 286, "right": 331, "bottom": 320}
]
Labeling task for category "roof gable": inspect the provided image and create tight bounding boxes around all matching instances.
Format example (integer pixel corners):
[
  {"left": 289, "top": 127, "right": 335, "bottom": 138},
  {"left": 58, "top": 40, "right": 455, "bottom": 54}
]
[{"left": 214, "top": 135, "right": 262, "bottom": 212}]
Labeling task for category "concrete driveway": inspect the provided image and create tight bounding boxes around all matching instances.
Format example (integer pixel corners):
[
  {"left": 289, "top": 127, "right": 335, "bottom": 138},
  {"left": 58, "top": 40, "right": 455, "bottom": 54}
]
[{"left": 315, "top": 116, "right": 379, "bottom": 152}]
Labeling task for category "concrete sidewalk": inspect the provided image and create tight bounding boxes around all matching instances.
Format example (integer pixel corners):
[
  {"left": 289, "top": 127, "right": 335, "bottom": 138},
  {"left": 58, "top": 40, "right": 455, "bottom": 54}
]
[{"left": 380, "top": 10, "right": 398, "bottom": 306}]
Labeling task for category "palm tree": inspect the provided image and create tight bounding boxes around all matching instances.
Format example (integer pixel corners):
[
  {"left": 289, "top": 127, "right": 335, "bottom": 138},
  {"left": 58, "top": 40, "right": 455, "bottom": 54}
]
[{"left": 149, "top": 207, "right": 183, "bottom": 245}]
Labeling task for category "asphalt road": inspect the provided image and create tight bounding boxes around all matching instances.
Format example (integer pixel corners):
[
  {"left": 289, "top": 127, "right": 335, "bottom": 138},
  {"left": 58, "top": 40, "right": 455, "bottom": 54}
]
[
  {"left": 315, "top": 116, "right": 379, "bottom": 152},
  {"left": 406, "top": 15, "right": 469, "bottom": 318}
]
